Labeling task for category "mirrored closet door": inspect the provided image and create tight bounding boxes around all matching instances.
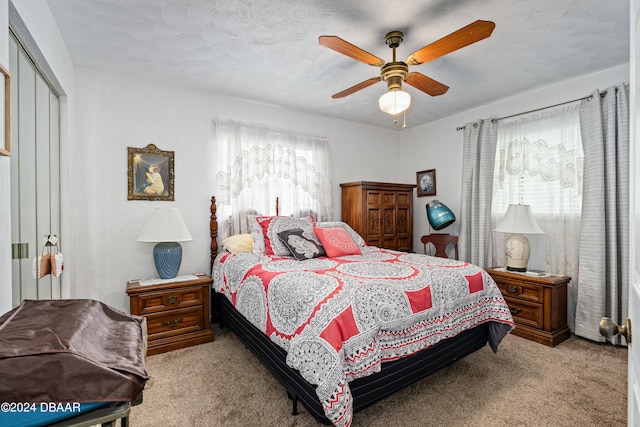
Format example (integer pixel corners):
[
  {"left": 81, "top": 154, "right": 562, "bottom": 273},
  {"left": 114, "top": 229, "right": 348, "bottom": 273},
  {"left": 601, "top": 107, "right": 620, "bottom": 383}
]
[{"left": 9, "top": 30, "right": 61, "bottom": 306}]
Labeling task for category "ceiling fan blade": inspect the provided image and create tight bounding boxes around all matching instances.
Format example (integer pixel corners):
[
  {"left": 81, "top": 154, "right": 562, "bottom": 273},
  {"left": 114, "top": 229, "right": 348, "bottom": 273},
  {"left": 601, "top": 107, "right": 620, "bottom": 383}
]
[
  {"left": 405, "top": 72, "right": 449, "bottom": 96},
  {"left": 319, "top": 36, "right": 386, "bottom": 67},
  {"left": 406, "top": 20, "right": 496, "bottom": 66},
  {"left": 331, "top": 77, "right": 382, "bottom": 99}
]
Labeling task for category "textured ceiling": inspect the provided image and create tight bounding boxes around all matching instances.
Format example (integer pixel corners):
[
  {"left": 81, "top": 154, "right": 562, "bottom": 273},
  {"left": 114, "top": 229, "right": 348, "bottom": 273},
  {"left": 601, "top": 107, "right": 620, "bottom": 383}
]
[{"left": 45, "top": 0, "right": 629, "bottom": 130}]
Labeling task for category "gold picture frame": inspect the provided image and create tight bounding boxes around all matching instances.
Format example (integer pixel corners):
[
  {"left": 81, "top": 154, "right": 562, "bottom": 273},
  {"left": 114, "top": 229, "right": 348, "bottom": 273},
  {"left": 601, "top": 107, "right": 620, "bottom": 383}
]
[
  {"left": 0, "top": 64, "right": 11, "bottom": 156},
  {"left": 127, "top": 144, "right": 175, "bottom": 201}
]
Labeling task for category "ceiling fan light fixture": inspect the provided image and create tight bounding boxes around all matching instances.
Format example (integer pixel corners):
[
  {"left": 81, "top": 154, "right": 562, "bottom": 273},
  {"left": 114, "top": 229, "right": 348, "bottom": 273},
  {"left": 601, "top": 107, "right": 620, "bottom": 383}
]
[{"left": 379, "top": 89, "right": 411, "bottom": 115}]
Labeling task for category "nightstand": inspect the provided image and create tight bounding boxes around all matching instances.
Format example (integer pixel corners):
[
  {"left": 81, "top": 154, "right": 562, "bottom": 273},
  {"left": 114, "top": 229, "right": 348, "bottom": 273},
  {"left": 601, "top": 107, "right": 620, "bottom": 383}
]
[
  {"left": 126, "top": 273, "right": 214, "bottom": 355},
  {"left": 486, "top": 268, "right": 571, "bottom": 347}
]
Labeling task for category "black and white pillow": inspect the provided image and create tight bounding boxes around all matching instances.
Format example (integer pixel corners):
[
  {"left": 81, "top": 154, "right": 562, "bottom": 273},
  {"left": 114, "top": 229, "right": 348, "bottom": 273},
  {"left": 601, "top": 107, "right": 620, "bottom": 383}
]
[
  {"left": 277, "top": 228, "right": 326, "bottom": 260},
  {"left": 258, "top": 216, "right": 315, "bottom": 256}
]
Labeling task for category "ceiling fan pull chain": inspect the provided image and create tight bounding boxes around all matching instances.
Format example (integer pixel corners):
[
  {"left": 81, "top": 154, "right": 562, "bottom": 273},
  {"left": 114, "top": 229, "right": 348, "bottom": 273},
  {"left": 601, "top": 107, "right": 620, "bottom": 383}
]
[{"left": 403, "top": 111, "right": 407, "bottom": 129}]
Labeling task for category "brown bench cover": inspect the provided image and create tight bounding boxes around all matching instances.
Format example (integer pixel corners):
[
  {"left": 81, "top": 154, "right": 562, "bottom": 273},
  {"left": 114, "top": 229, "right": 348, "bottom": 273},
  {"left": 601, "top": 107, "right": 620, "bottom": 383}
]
[{"left": 0, "top": 299, "right": 149, "bottom": 403}]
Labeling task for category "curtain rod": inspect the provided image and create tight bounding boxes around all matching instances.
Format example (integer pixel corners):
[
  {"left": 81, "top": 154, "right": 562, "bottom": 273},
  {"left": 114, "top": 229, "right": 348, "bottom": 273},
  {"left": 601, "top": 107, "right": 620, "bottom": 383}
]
[{"left": 455, "top": 93, "right": 596, "bottom": 131}]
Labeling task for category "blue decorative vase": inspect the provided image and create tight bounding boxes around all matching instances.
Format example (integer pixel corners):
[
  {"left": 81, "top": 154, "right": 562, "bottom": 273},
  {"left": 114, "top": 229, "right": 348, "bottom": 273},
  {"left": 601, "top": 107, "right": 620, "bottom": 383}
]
[
  {"left": 153, "top": 242, "right": 183, "bottom": 279},
  {"left": 426, "top": 200, "right": 456, "bottom": 230}
]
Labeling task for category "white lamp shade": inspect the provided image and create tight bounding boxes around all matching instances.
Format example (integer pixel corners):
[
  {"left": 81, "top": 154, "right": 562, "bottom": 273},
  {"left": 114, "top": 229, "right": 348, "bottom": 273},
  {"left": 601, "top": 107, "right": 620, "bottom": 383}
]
[
  {"left": 138, "top": 208, "right": 193, "bottom": 242},
  {"left": 494, "top": 204, "right": 544, "bottom": 235},
  {"left": 379, "top": 90, "right": 411, "bottom": 115}
]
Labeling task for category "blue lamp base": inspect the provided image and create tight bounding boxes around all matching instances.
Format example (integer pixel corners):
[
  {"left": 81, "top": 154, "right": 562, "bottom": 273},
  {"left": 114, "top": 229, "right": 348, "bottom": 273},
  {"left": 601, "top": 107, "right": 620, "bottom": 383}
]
[{"left": 153, "top": 242, "right": 183, "bottom": 279}]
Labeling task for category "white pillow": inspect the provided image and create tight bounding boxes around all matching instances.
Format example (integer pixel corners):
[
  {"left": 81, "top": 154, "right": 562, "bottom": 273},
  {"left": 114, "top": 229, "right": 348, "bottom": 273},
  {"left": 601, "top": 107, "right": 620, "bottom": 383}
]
[{"left": 221, "top": 234, "right": 253, "bottom": 253}]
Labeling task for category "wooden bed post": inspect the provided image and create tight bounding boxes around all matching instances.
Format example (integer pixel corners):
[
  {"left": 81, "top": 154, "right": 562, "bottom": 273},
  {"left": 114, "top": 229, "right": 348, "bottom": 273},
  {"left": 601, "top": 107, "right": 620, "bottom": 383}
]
[{"left": 210, "top": 196, "right": 218, "bottom": 268}]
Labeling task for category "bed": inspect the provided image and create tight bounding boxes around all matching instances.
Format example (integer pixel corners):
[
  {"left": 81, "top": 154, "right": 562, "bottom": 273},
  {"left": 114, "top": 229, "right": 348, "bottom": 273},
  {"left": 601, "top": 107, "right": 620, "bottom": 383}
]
[{"left": 209, "top": 196, "right": 514, "bottom": 427}]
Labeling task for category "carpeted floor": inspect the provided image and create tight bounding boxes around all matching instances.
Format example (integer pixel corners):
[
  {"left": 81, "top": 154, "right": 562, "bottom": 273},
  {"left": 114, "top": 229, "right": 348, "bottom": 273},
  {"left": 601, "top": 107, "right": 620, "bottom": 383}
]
[{"left": 130, "top": 325, "right": 627, "bottom": 426}]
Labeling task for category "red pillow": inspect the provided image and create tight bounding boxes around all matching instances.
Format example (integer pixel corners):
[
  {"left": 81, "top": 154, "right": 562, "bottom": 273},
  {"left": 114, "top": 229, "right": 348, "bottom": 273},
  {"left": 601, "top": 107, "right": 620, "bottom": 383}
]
[{"left": 314, "top": 227, "right": 362, "bottom": 257}]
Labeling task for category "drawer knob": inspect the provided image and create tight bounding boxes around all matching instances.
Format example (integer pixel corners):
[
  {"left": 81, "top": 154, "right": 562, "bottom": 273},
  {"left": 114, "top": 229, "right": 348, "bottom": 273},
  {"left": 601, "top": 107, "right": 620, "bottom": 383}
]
[
  {"left": 167, "top": 295, "right": 178, "bottom": 304},
  {"left": 507, "top": 285, "right": 518, "bottom": 293},
  {"left": 510, "top": 307, "right": 522, "bottom": 315},
  {"left": 161, "top": 318, "right": 183, "bottom": 328}
]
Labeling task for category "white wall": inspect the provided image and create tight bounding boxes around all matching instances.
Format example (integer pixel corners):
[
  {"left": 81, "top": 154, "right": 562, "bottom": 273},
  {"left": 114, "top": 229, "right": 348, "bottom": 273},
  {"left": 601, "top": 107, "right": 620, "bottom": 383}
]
[
  {"left": 72, "top": 68, "right": 399, "bottom": 311},
  {"left": 400, "top": 64, "right": 630, "bottom": 260}
]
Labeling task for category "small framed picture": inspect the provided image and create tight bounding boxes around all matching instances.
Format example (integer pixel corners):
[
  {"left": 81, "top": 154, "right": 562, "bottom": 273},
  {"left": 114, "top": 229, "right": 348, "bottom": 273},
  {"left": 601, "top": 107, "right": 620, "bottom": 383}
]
[
  {"left": 127, "top": 144, "right": 174, "bottom": 201},
  {"left": 416, "top": 169, "right": 436, "bottom": 197}
]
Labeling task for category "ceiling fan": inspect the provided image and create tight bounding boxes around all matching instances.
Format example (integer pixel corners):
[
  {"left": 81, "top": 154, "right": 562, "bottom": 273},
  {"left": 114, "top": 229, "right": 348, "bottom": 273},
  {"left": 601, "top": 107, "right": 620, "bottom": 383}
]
[{"left": 319, "top": 20, "right": 496, "bottom": 116}]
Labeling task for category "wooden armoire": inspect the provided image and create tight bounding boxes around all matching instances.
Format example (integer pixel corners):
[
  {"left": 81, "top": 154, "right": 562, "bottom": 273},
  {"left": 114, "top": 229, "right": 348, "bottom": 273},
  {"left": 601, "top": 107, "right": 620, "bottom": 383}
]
[{"left": 340, "top": 181, "right": 416, "bottom": 251}]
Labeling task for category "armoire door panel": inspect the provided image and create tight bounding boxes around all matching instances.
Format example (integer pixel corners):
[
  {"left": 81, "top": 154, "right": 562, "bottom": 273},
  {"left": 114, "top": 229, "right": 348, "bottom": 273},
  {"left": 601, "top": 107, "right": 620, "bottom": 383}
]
[
  {"left": 382, "top": 192, "right": 396, "bottom": 206},
  {"left": 397, "top": 207, "right": 409, "bottom": 234},
  {"left": 367, "top": 208, "right": 380, "bottom": 236},
  {"left": 397, "top": 192, "right": 411, "bottom": 206},
  {"left": 382, "top": 236, "right": 396, "bottom": 248},
  {"left": 366, "top": 191, "right": 381, "bottom": 205},
  {"left": 383, "top": 208, "right": 396, "bottom": 235},
  {"left": 396, "top": 236, "right": 411, "bottom": 249}
]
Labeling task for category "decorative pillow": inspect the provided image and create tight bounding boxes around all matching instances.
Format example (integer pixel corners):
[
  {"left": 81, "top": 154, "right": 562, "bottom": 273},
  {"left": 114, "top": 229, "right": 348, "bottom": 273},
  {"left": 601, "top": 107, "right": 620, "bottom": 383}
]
[
  {"left": 257, "top": 216, "right": 315, "bottom": 256},
  {"left": 314, "top": 221, "right": 367, "bottom": 247},
  {"left": 314, "top": 227, "right": 362, "bottom": 257},
  {"left": 277, "top": 228, "right": 326, "bottom": 260},
  {"left": 247, "top": 215, "right": 266, "bottom": 254},
  {"left": 221, "top": 234, "right": 253, "bottom": 253}
]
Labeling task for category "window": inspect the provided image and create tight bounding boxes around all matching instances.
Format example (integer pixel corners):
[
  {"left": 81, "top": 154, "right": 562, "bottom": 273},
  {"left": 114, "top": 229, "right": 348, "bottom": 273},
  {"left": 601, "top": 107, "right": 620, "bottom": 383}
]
[
  {"left": 492, "top": 103, "right": 583, "bottom": 277},
  {"left": 214, "top": 120, "right": 332, "bottom": 239}
]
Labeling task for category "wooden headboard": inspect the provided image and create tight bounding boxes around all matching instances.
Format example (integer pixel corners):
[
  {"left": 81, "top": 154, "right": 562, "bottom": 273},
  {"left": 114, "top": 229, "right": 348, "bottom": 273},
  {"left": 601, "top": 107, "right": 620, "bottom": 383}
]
[
  {"left": 210, "top": 196, "right": 218, "bottom": 268},
  {"left": 209, "top": 196, "right": 280, "bottom": 267}
]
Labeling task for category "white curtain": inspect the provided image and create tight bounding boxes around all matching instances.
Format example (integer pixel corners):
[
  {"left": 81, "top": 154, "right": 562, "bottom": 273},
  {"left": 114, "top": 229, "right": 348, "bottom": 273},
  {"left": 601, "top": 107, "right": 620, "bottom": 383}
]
[
  {"left": 214, "top": 120, "right": 333, "bottom": 239},
  {"left": 575, "top": 85, "right": 630, "bottom": 343},
  {"left": 459, "top": 119, "right": 498, "bottom": 268},
  {"left": 492, "top": 103, "right": 583, "bottom": 331}
]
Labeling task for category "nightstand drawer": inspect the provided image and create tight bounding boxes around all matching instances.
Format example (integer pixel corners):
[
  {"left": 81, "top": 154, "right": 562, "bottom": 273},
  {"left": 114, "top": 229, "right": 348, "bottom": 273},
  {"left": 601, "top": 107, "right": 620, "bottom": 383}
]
[
  {"left": 137, "top": 286, "right": 204, "bottom": 315},
  {"left": 497, "top": 280, "right": 543, "bottom": 303},
  {"left": 504, "top": 297, "right": 543, "bottom": 329},
  {"left": 146, "top": 306, "right": 205, "bottom": 338}
]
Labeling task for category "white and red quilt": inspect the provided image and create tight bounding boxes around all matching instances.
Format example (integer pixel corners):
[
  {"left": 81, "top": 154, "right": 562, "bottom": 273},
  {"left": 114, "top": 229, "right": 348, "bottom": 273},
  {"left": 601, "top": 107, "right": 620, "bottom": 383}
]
[{"left": 213, "top": 246, "right": 514, "bottom": 427}]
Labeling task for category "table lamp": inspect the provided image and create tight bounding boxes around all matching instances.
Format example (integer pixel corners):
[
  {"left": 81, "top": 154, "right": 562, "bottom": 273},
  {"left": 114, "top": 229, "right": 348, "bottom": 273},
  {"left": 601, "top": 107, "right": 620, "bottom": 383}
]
[
  {"left": 426, "top": 199, "right": 456, "bottom": 231},
  {"left": 494, "top": 204, "right": 544, "bottom": 272},
  {"left": 138, "top": 208, "right": 193, "bottom": 279}
]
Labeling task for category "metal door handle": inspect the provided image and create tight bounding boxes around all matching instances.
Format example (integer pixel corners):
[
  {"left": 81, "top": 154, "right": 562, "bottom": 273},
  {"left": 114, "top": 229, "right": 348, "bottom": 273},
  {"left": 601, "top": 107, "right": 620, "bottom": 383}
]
[{"left": 599, "top": 317, "right": 631, "bottom": 344}]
